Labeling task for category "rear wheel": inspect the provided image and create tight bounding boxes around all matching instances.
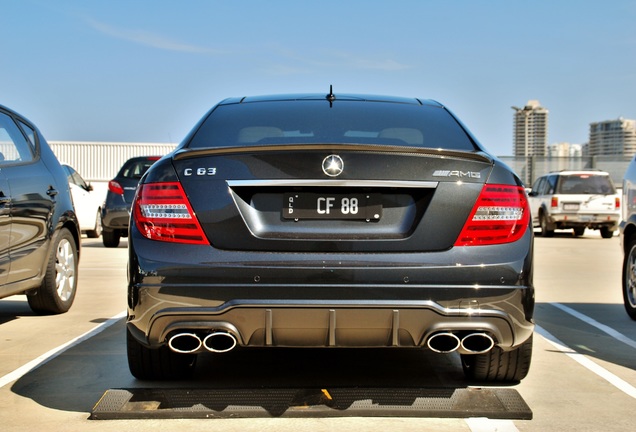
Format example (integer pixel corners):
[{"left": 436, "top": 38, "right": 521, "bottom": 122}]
[
  {"left": 27, "top": 228, "right": 78, "bottom": 314},
  {"left": 573, "top": 227, "right": 585, "bottom": 237},
  {"left": 622, "top": 238, "right": 636, "bottom": 320},
  {"left": 127, "top": 327, "right": 197, "bottom": 380},
  {"left": 102, "top": 228, "right": 120, "bottom": 247},
  {"left": 600, "top": 227, "right": 614, "bottom": 239},
  {"left": 86, "top": 210, "right": 102, "bottom": 238},
  {"left": 461, "top": 335, "right": 533, "bottom": 382},
  {"left": 539, "top": 212, "right": 554, "bottom": 237}
]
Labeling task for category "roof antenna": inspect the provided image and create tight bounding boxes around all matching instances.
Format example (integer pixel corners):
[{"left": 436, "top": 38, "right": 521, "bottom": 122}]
[{"left": 326, "top": 85, "right": 336, "bottom": 106}]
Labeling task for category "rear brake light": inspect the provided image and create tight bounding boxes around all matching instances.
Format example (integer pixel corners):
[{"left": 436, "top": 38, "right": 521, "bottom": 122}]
[
  {"left": 551, "top": 196, "right": 558, "bottom": 208},
  {"left": 108, "top": 180, "right": 124, "bottom": 195},
  {"left": 616, "top": 197, "right": 621, "bottom": 209},
  {"left": 454, "top": 184, "right": 530, "bottom": 246},
  {"left": 133, "top": 182, "right": 208, "bottom": 245}
]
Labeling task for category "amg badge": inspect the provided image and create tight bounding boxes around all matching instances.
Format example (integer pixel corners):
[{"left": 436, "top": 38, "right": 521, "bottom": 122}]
[{"left": 432, "top": 170, "right": 481, "bottom": 179}]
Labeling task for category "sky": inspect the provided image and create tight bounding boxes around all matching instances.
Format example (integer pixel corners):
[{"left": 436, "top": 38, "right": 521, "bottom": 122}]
[{"left": 1, "top": 0, "right": 634, "bottom": 156}]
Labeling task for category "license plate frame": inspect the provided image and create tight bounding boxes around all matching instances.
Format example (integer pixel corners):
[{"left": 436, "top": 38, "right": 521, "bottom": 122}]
[{"left": 283, "top": 193, "right": 382, "bottom": 221}]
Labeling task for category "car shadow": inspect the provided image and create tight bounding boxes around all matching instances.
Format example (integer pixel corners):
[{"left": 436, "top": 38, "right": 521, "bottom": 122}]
[
  {"left": 0, "top": 298, "right": 36, "bottom": 324},
  {"left": 10, "top": 319, "right": 513, "bottom": 415},
  {"left": 80, "top": 239, "right": 128, "bottom": 249},
  {"left": 535, "top": 302, "right": 636, "bottom": 372},
  {"left": 533, "top": 228, "right": 616, "bottom": 239}
]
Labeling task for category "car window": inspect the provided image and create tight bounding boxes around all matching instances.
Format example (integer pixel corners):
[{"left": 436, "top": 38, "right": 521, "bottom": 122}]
[
  {"left": 531, "top": 177, "right": 545, "bottom": 195},
  {"left": 63, "top": 165, "right": 89, "bottom": 189},
  {"left": 546, "top": 175, "right": 557, "bottom": 194},
  {"left": 0, "top": 112, "right": 35, "bottom": 165},
  {"left": 556, "top": 174, "right": 616, "bottom": 194},
  {"left": 187, "top": 100, "right": 477, "bottom": 151},
  {"left": 17, "top": 120, "right": 37, "bottom": 151},
  {"left": 121, "top": 161, "right": 155, "bottom": 179}
]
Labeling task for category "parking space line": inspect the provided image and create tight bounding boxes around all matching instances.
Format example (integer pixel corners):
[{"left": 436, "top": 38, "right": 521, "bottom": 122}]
[
  {"left": 550, "top": 302, "right": 636, "bottom": 349},
  {"left": 536, "top": 325, "right": 636, "bottom": 399},
  {"left": 465, "top": 418, "right": 519, "bottom": 431},
  {"left": 0, "top": 311, "right": 126, "bottom": 389}
]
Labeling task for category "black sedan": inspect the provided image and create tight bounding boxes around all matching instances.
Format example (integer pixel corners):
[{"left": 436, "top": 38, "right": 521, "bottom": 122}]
[
  {"left": 0, "top": 104, "right": 80, "bottom": 314},
  {"left": 126, "top": 92, "right": 535, "bottom": 382},
  {"left": 101, "top": 156, "right": 160, "bottom": 247}
]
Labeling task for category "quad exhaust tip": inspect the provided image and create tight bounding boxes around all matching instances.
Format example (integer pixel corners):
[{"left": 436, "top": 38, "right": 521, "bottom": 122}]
[
  {"left": 426, "top": 332, "right": 461, "bottom": 353},
  {"left": 168, "top": 331, "right": 238, "bottom": 354},
  {"left": 203, "top": 332, "right": 237, "bottom": 353},
  {"left": 167, "top": 329, "right": 494, "bottom": 354},
  {"left": 427, "top": 332, "right": 495, "bottom": 354},
  {"left": 460, "top": 332, "right": 495, "bottom": 354}
]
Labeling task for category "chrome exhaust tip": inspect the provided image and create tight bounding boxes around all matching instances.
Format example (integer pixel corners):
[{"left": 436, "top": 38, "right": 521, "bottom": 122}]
[
  {"left": 168, "top": 332, "right": 203, "bottom": 354},
  {"left": 203, "top": 331, "right": 238, "bottom": 353},
  {"left": 460, "top": 333, "right": 495, "bottom": 354},
  {"left": 427, "top": 332, "right": 461, "bottom": 353}
]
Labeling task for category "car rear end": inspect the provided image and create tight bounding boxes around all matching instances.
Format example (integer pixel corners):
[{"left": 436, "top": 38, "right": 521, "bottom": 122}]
[
  {"left": 126, "top": 94, "right": 534, "bottom": 381},
  {"left": 101, "top": 156, "right": 160, "bottom": 246},
  {"left": 549, "top": 172, "right": 620, "bottom": 237}
]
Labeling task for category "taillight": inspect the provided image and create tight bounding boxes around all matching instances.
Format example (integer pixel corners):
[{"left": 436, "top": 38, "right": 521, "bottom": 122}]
[
  {"left": 551, "top": 196, "right": 558, "bottom": 208},
  {"left": 108, "top": 180, "right": 124, "bottom": 195},
  {"left": 454, "top": 184, "right": 530, "bottom": 246},
  {"left": 616, "top": 196, "right": 621, "bottom": 210},
  {"left": 133, "top": 182, "right": 208, "bottom": 245}
]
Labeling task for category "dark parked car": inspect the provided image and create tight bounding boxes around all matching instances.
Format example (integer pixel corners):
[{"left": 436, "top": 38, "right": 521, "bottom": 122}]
[
  {"left": 127, "top": 92, "right": 535, "bottom": 382},
  {"left": 101, "top": 156, "right": 160, "bottom": 247},
  {"left": 0, "top": 104, "right": 80, "bottom": 314},
  {"left": 621, "top": 157, "right": 636, "bottom": 319}
]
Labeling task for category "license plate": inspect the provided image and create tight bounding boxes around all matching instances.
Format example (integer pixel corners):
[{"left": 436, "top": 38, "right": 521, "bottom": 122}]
[
  {"left": 283, "top": 193, "right": 382, "bottom": 221},
  {"left": 563, "top": 203, "right": 580, "bottom": 211}
]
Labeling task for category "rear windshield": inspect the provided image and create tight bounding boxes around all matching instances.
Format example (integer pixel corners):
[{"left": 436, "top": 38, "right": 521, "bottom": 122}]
[
  {"left": 119, "top": 160, "right": 156, "bottom": 179},
  {"left": 557, "top": 174, "right": 616, "bottom": 194},
  {"left": 186, "top": 100, "right": 477, "bottom": 151}
]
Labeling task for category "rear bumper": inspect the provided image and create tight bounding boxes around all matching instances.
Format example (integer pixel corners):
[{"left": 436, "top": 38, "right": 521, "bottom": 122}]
[
  {"left": 127, "top": 231, "right": 535, "bottom": 352},
  {"left": 101, "top": 206, "right": 130, "bottom": 229},
  {"left": 549, "top": 212, "right": 619, "bottom": 228},
  {"left": 127, "top": 294, "right": 534, "bottom": 353}
]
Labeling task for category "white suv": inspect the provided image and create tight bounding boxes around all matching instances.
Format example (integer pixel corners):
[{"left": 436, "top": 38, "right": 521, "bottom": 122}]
[{"left": 528, "top": 170, "right": 620, "bottom": 238}]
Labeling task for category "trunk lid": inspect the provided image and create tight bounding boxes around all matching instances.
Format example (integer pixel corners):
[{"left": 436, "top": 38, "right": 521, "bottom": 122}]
[{"left": 171, "top": 145, "right": 494, "bottom": 252}]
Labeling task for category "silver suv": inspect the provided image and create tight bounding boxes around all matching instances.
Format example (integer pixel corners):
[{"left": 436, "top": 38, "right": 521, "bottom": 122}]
[{"left": 528, "top": 170, "right": 620, "bottom": 238}]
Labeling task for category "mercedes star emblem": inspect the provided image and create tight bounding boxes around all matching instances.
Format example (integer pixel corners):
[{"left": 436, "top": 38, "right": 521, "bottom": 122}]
[{"left": 322, "top": 155, "right": 344, "bottom": 177}]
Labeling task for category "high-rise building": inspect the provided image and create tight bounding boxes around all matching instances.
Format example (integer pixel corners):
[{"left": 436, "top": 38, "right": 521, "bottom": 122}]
[
  {"left": 548, "top": 142, "right": 582, "bottom": 157},
  {"left": 588, "top": 118, "right": 636, "bottom": 156},
  {"left": 512, "top": 100, "right": 549, "bottom": 157}
]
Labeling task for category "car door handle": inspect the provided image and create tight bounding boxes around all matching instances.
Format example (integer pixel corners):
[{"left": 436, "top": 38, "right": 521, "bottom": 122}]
[{"left": 46, "top": 187, "right": 58, "bottom": 197}]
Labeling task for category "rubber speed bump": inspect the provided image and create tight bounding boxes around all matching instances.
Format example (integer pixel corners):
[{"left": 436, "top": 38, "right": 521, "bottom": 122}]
[{"left": 90, "top": 387, "right": 532, "bottom": 420}]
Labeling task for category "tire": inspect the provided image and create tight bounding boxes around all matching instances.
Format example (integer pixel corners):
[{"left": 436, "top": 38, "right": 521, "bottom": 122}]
[
  {"left": 86, "top": 210, "right": 102, "bottom": 238},
  {"left": 539, "top": 212, "right": 554, "bottom": 237},
  {"left": 127, "top": 327, "right": 197, "bottom": 380},
  {"left": 600, "top": 227, "right": 614, "bottom": 239},
  {"left": 573, "top": 227, "right": 585, "bottom": 237},
  {"left": 622, "top": 238, "right": 636, "bottom": 320},
  {"left": 461, "top": 335, "right": 533, "bottom": 383},
  {"left": 27, "top": 228, "right": 78, "bottom": 315},
  {"left": 102, "top": 228, "right": 120, "bottom": 248}
]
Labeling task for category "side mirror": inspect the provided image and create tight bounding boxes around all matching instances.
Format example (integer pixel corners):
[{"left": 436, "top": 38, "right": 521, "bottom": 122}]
[{"left": 86, "top": 183, "right": 94, "bottom": 192}]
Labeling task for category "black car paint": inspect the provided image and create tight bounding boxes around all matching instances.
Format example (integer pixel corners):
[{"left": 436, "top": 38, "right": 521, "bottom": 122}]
[
  {"left": 0, "top": 104, "right": 80, "bottom": 302},
  {"left": 126, "top": 94, "right": 534, "bottom": 381}
]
